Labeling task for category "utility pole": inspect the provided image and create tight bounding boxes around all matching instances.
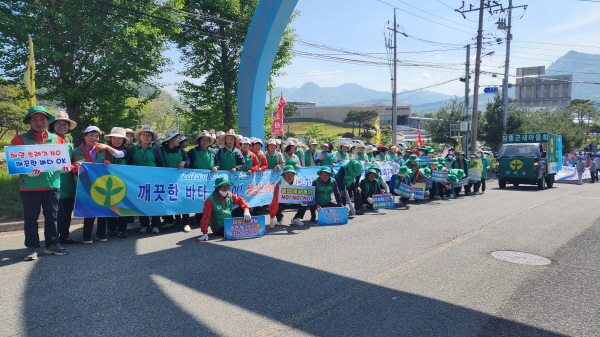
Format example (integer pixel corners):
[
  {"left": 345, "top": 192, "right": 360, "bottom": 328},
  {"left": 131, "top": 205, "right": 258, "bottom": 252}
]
[
  {"left": 463, "top": 44, "right": 471, "bottom": 152},
  {"left": 391, "top": 9, "right": 398, "bottom": 145}
]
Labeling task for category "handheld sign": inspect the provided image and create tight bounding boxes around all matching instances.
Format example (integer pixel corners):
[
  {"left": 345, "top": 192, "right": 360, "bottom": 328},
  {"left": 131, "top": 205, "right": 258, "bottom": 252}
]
[
  {"left": 468, "top": 169, "right": 482, "bottom": 181},
  {"left": 372, "top": 194, "right": 395, "bottom": 209},
  {"left": 397, "top": 183, "right": 414, "bottom": 198},
  {"left": 413, "top": 183, "right": 426, "bottom": 200},
  {"left": 224, "top": 216, "right": 266, "bottom": 239},
  {"left": 5, "top": 144, "right": 70, "bottom": 175},
  {"left": 278, "top": 185, "right": 315, "bottom": 205},
  {"left": 417, "top": 178, "right": 433, "bottom": 190},
  {"left": 418, "top": 155, "right": 432, "bottom": 167},
  {"left": 457, "top": 178, "right": 469, "bottom": 186},
  {"left": 431, "top": 170, "right": 448, "bottom": 183},
  {"left": 318, "top": 207, "right": 348, "bottom": 225}
]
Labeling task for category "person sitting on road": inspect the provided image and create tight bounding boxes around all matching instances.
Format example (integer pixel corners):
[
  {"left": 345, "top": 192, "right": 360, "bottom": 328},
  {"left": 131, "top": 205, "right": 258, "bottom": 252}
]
[
  {"left": 197, "top": 177, "right": 251, "bottom": 241},
  {"left": 309, "top": 167, "right": 344, "bottom": 222},
  {"left": 269, "top": 165, "right": 308, "bottom": 229},
  {"left": 390, "top": 165, "right": 413, "bottom": 206},
  {"left": 359, "top": 169, "right": 386, "bottom": 211}
]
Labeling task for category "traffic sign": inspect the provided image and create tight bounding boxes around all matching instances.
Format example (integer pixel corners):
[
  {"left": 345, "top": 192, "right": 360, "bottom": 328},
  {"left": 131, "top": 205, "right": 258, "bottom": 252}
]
[{"left": 484, "top": 87, "right": 498, "bottom": 94}]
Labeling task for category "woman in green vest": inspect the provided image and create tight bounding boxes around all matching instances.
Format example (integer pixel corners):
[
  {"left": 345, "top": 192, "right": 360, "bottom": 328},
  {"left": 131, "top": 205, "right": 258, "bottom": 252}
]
[
  {"left": 318, "top": 142, "right": 336, "bottom": 166},
  {"left": 216, "top": 130, "right": 245, "bottom": 172},
  {"left": 282, "top": 141, "right": 302, "bottom": 168},
  {"left": 375, "top": 146, "right": 391, "bottom": 161},
  {"left": 476, "top": 149, "right": 490, "bottom": 194},
  {"left": 389, "top": 145, "right": 400, "bottom": 160},
  {"left": 126, "top": 125, "right": 165, "bottom": 233},
  {"left": 197, "top": 177, "right": 251, "bottom": 241},
  {"left": 365, "top": 145, "right": 376, "bottom": 162},
  {"left": 304, "top": 139, "right": 321, "bottom": 167},
  {"left": 265, "top": 139, "right": 285, "bottom": 171},
  {"left": 73, "top": 126, "right": 125, "bottom": 243},
  {"left": 336, "top": 141, "right": 351, "bottom": 162},
  {"left": 188, "top": 131, "right": 219, "bottom": 171},
  {"left": 353, "top": 142, "right": 370, "bottom": 162},
  {"left": 160, "top": 129, "right": 190, "bottom": 230},
  {"left": 49, "top": 111, "right": 80, "bottom": 244},
  {"left": 309, "top": 167, "right": 344, "bottom": 222},
  {"left": 102, "top": 127, "right": 132, "bottom": 238},
  {"left": 467, "top": 153, "right": 482, "bottom": 194},
  {"left": 359, "top": 169, "right": 386, "bottom": 210}
]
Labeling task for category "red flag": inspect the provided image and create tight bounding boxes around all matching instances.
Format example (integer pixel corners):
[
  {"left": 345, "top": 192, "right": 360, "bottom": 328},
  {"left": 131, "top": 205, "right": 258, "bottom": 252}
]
[
  {"left": 271, "top": 94, "right": 286, "bottom": 137},
  {"left": 417, "top": 125, "right": 423, "bottom": 147}
]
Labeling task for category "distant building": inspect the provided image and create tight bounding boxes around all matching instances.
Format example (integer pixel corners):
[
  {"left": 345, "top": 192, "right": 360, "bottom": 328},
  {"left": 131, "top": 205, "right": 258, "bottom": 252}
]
[
  {"left": 289, "top": 102, "right": 412, "bottom": 125},
  {"left": 287, "top": 101, "right": 316, "bottom": 107}
]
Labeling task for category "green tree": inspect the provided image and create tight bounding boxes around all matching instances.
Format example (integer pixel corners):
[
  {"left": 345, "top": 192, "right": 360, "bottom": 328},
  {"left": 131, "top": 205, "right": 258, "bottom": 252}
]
[
  {"left": 343, "top": 110, "right": 360, "bottom": 135},
  {"left": 568, "top": 99, "right": 599, "bottom": 138},
  {"left": 520, "top": 107, "right": 585, "bottom": 152},
  {"left": 0, "top": 83, "right": 27, "bottom": 138},
  {"left": 478, "top": 93, "right": 527, "bottom": 151},
  {"left": 0, "top": 0, "right": 177, "bottom": 142},
  {"left": 361, "top": 131, "right": 374, "bottom": 142},
  {"left": 380, "top": 125, "right": 392, "bottom": 144},
  {"left": 174, "top": 1, "right": 297, "bottom": 131},
  {"left": 424, "top": 98, "right": 463, "bottom": 147},
  {"left": 304, "top": 123, "right": 324, "bottom": 140}
]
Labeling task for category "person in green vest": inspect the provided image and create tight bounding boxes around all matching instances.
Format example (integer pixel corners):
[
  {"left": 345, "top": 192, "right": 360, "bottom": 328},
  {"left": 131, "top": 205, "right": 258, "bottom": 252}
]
[
  {"left": 11, "top": 106, "right": 71, "bottom": 260},
  {"left": 445, "top": 150, "right": 456, "bottom": 169},
  {"left": 73, "top": 126, "right": 125, "bottom": 243},
  {"left": 375, "top": 146, "right": 391, "bottom": 161},
  {"left": 389, "top": 165, "right": 413, "bottom": 206},
  {"left": 160, "top": 129, "right": 190, "bottom": 230},
  {"left": 268, "top": 165, "right": 308, "bottom": 228},
  {"left": 309, "top": 167, "right": 344, "bottom": 222},
  {"left": 359, "top": 169, "right": 387, "bottom": 210},
  {"left": 335, "top": 159, "right": 365, "bottom": 215},
  {"left": 304, "top": 139, "right": 321, "bottom": 167},
  {"left": 476, "top": 149, "right": 490, "bottom": 194},
  {"left": 389, "top": 145, "right": 400, "bottom": 161},
  {"left": 251, "top": 139, "right": 268, "bottom": 172},
  {"left": 179, "top": 136, "right": 189, "bottom": 149},
  {"left": 367, "top": 164, "right": 390, "bottom": 193},
  {"left": 216, "top": 130, "right": 245, "bottom": 172},
  {"left": 336, "top": 141, "right": 351, "bottom": 162},
  {"left": 353, "top": 142, "right": 370, "bottom": 162},
  {"left": 422, "top": 158, "right": 442, "bottom": 200},
  {"left": 365, "top": 145, "right": 376, "bottom": 162},
  {"left": 49, "top": 111, "right": 80, "bottom": 245},
  {"left": 265, "top": 139, "right": 285, "bottom": 171},
  {"left": 449, "top": 168, "right": 466, "bottom": 198},
  {"left": 318, "top": 142, "right": 336, "bottom": 166},
  {"left": 101, "top": 127, "right": 132, "bottom": 238},
  {"left": 240, "top": 137, "right": 259, "bottom": 174},
  {"left": 291, "top": 139, "right": 306, "bottom": 165},
  {"left": 188, "top": 131, "right": 219, "bottom": 172},
  {"left": 282, "top": 141, "right": 302, "bottom": 168},
  {"left": 197, "top": 176, "right": 251, "bottom": 241},
  {"left": 451, "top": 151, "right": 470, "bottom": 196},
  {"left": 467, "top": 153, "right": 482, "bottom": 194},
  {"left": 126, "top": 125, "right": 165, "bottom": 233}
]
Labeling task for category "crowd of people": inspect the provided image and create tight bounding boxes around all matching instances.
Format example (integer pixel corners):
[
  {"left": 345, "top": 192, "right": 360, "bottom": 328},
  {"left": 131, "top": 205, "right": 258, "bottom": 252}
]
[
  {"left": 563, "top": 152, "right": 599, "bottom": 184},
  {"left": 12, "top": 106, "right": 491, "bottom": 261}
]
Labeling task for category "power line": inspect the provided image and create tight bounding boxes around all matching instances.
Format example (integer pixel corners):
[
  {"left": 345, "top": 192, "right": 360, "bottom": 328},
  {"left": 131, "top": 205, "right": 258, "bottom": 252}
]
[{"left": 395, "top": 0, "right": 475, "bottom": 29}]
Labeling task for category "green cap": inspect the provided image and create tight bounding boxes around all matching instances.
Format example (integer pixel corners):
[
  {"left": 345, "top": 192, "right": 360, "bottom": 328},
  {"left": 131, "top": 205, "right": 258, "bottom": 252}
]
[
  {"left": 23, "top": 106, "right": 55, "bottom": 124},
  {"left": 407, "top": 154, "right": 419, "bottom": 162},
  {"left": 317, "top": 166, "right": 333, "bottom": 176},
  {"left": 429, "top": 159, "right": 438, "bottom": 165},
  {"left": 456, "top": 151, "right": 465, "bottom": 156},
  {"left": 282, "top": 165, "right": 297, "bottom": 174},
  {"left": 436, "top": 164, "right": 446, "bottom": 171},
  {"left": 397, "top": 165, "right": 412, "bottom": 175},
  {"left": 455, "top": 169, "right": 466, "bottom": 179},
  {"left": 448, "top": 174, "right": 459, "bottom": 184},
  {"left": 422, "top": 167, "right": 432, "bottom": 178},
  {"left": 369, "top": 164, "right": 381, "bottom": 172},
  {"left": 437, "top": 157, "right": 446, "bottom": 164},
  {"left": 214, "top": 176, "right": 233, "bottom": 189},
  {"left": 366, "top": 169, "right": 379, "bottom": 177}
]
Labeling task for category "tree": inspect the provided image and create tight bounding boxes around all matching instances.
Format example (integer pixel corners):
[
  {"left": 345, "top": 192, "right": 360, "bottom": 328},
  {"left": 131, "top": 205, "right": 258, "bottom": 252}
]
[
  {"left": 424, "top": 98, "right": 463, "bottom": 147},
  {"left": 361, "top": 131, "right": 374, "bottom": 142},
  {"left": 0, "top": 0, "right": 177, "bottom": 142},
  {"left": 520, "top": 107, "right": 585, "bottom": 153},
  {"left": 0, "top": 83, "right": 27, "bottom": 138},
  {"left": 283, "top": 103, "right": 298, "bottom": 135},
  {"left": 343, "top": 110, "right": 360, "bottom": 135},
  {"left": 304, "top": 123, "right": 324, "bottom": 140},
  {"left": 568, "top": 99, "right": 599, "bottom": 137},
  {"left": 380, "top": 125, "right": 392, "bottom": 145},
  {"left": 138, "top": 91, "right": 184, "bottom": 135},
  {"left": 173, "top": 1, "right": 297, "bottom": 131}
]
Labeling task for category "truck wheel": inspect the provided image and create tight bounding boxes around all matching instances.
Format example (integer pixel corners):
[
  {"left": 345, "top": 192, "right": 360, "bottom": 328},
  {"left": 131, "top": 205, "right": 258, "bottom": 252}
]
[
  {"left": 546, "top": 174, "right": 554, "bottom": 188},
  {"left": 499, "top": 179, "right": 506, "bottom": 188},
  {"left": 537, "top": 175, "right": 545, "bottom": 190}
]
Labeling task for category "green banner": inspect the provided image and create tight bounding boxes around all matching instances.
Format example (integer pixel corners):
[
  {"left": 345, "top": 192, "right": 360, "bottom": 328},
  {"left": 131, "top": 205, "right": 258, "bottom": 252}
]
[
  {"left": 502, "top": 133, "right": 550, "bottom": 144},
  {"left": 498, "top": 157, "right": 536, "bottom": 179}
]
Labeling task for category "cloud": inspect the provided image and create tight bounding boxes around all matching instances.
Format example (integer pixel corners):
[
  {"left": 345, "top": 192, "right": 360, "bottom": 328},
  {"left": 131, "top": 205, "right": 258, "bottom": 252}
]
[{"left": 541, "top": 12, "right": 600, "bottom": 35}]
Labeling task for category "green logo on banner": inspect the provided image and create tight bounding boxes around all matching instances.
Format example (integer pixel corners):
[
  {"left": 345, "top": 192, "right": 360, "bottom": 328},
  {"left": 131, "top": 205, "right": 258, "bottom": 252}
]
[
  {"left": 91, "top": 175, "right": 127, "bottom": 207},
  {"left": 509, "top": 160, "right": 523, "bottom": 170}
]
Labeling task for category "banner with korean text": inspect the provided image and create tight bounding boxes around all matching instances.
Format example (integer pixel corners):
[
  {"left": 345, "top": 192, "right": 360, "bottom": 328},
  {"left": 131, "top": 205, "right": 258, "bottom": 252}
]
[
  {"left": 224, "top": 216, "right": 266, "bottom": 239},
  {"left": 5, "top": 144, "right": 70, "bottom": 175}
]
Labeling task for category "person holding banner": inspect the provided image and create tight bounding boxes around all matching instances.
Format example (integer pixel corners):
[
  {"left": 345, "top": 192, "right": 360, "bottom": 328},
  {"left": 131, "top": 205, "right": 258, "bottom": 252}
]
[
  {"left": 216, "top": 130, "right": 245, "bottom": 172},
  {"left": 103, "top": 127, "right": 132, "bottom": 238},
  {"left": 49, "top": 111, "right": 80, "bottom": 244},
  {"left": 160, "top": 130, "right": 190, "bottom": 230},
  {"left": 283, "top": 141, "right": 302, "bottom": 168},
  {"left": 318, "top": 142, "right": 336, "bottom": 166},
  {"left": 12, "top": 106, "right": 71, "bottom": 260},
  {"left": 304, "top": 139, "right": 321, "bottom": 167},
  {"left": 309, "top": 167, "right": 344, "bottom": 222},
  {"left": 126, "top": 125, "right": 165, "bottom": 233},
  {"left": 73, "top": 126, "right": 126, "bottom": 243},
  {"left": 368, "top": 164, "right": 390, "bottom": 193},
  {"left": 198, "top": 177, "right": 251, "bottom": 241},
  {"left": 445, "top": 151, "right": 456, "bottom": 168},
  {"left": 476, "top": 150, "right": 490, "bottom": 194},
  {"left": 251, "top": 139, "right": 268, "bottom": 172},
  {"left": 365, "top": 145, "right": 376, "bottom": 162},
  {"left": 336, "top": 142, "right": 351, "bottom": 162},
  {"left": 268, "top": 166, "right": 308, "bottom": 228},
  {"left": 359, "top": 169, "right": 386, "bottom": 210},
  {"left": 451, "top": 152, "right": 470, "bottom": 196},
  {"left": 390, "top": 166, "right": 413, "bottom": 206},
  {"left": 265, "top": 139, "right": 285, "bottom": 171},
  {"left": 467, "top": 154, "right": 482, "bottom": 194},
  {"left": 389, "top": 145, "right": 400, "bottom": 161},
  {"left": 188, "top": 131, "right": 219, "bottom": 171},
  {"left": 239, "top": 137, "right": 260, "bottom": 174},
  {"left": 335, "top": 159, "right": 365, "bottom": 215},
  {"left": 375, "top": 146, "right": 391, "bottom": 162}
]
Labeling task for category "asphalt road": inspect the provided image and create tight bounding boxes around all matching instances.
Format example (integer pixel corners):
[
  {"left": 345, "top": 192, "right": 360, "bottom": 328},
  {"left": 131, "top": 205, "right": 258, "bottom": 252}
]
[{"left": 1, "top": 181, "right": 599, "bottom": 337}]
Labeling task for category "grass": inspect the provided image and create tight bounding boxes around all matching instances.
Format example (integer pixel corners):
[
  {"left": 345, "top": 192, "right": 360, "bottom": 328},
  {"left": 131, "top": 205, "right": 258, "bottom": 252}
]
[
  {"left": 0, "top": 165, "right": 22, "bottom": 221},
  {"left": 0, "top": 138, "right": 11, "bottom": 152},
  {"left": 285, "top": 119, "right": 356, "bottom": 137}
]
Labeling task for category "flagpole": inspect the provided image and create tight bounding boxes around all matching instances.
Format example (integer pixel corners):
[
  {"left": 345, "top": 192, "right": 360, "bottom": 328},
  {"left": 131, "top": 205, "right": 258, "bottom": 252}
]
[{"left": 23, "top": 34, "right": 36, "bottom": 107}]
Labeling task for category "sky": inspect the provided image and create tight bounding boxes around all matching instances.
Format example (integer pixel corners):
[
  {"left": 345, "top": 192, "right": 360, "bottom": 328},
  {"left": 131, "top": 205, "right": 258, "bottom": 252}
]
[{"left": 160, "top": 0, "right": 600, "bottom": 99}]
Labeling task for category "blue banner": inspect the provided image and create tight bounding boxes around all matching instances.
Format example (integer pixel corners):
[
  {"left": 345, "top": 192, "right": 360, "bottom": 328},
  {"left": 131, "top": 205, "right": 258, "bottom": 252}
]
[
  {"left": 278, "top": 185, "right": 315, "bottom": 205},
  {"left": 397, "top": 183, "right": 414, "bottom": 198},
  {"left": 431, "top": 170, "right": 448, "bottom": 182},
  {"left": 418, "top": 155, "right": 432, "bottom": 167},
  {"left": 372, "top": 194, "right": 395, "bottom": 209},
  {"left": 224, "top": 216, "right": 266, "bottom": 239},
  {"left": 417, "top": 178, "right": 433, "bottom": 190},
  {"left": 318, "top": 207, "right": 348, "bottom": 225},
  {"left": 5, "top": 144, "right": 70, "bottom": 175}
]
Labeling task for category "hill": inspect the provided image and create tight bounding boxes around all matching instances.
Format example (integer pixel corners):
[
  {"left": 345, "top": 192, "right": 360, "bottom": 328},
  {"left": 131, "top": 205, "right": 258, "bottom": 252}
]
[{"left": 545, "top": 50, "right": 600, "bottom": 101}]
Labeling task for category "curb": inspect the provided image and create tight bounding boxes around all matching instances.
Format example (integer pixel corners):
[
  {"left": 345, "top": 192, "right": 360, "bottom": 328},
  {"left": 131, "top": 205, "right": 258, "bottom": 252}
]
[{"left": 0, "top": 217, "right": 84, "bottom": 233}]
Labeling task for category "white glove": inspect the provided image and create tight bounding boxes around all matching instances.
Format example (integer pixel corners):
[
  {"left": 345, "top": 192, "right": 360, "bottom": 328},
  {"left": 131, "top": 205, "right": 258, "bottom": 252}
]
[
  {"left": 394, "top": 189, "right": 401, "bottom": 195},
  {"left": 59, "top": 165, "right": 72, "bottom": 173},
  {"left": 26, "top": 169, "right": 41, "bottom": 177},
  {"left": 196, "top": 234, "right": 209, "bottom": 242},
  {"left": 243, "top": 209, "right": 251, "bottom": 221},
  {"left": 367, "top": 197, "right": 374, "bottom": 204},
  {"left": 269, "top": 217, "right": 276, "bottom": 229}
]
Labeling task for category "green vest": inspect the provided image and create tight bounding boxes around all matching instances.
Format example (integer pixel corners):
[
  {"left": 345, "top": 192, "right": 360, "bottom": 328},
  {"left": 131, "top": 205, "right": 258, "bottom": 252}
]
[
  {"left": 108, "top": 144, "right": 128, "bottom": 165},
  {"left": 242, "top": 151, "right": 253, "bottom": 171},
  {"left": 191, "top": 147, "right": 215, "bottom": 170},
  {"left": 266, "top": 151, "right": 280, "bottom": 169},
  {"left": 59, "top": 142, "right": 76, "bottom": 198},
  {"left": 320, "top": 152, "right": 335, "bottom": 166},
  {"left": 284, "top": 153, "right": 298, "bottom": 167},
  {"left": 132, "top": 145, "right": 157, "bottom": 167},
  {"left": 367, "top": 153, "right": 375, "bottom": 161},
  {"left": 74, "top": 144, "right": 107, "bottom": 163},
  {"left": 218, "top": 147, "right": 238, "bottom": 170},
  {"left": 376, "top": 153, "right": 390, "bottom": 161},
  {"left": 162, "top": 147, "right": 182, "bottom": 168},
  {"left": 304, "top": 150, "right": 320, "bottom": 167},
  {"left": 389, "top": 152, "right": 399, "bottom": 160},
  {"left": 17, "top": 130, "right": 61, "bottom": 190},
  {"left": 355, "top": 152, "right": 368, "bottom": 161},
  {"left": 467, "top": 160, "right": 481, "bottom": 182},
  {"left": 208, "top": 192, "right": 233, "bottom": 232},
  {"left": 314, "top": 177, "right": 336, "bottom": 205},
  {"left": 337, "top": 151, "right": 349, "bottom": 161}
]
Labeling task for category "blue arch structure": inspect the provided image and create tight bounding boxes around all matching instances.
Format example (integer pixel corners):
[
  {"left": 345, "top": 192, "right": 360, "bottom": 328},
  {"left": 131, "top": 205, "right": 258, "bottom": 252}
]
[{"left": 237, "top": 0, "right": 298, "bottom": 140}]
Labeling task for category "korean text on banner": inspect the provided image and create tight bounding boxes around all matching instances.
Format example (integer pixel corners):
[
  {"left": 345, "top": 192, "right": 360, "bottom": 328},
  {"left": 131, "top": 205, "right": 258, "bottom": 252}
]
[
  {"left": 431, "top": 170, "right": 448, "bottom": 182},
  {"left": 418, "top": 155, "right": 432, "bottom": 167},
  {"left": 372, "top": 194, "right": 395, "bottom": 209},
  {"left": 457, "top": 178, "right": 469, "bottom": 186},
  {"left": 397, "top": 183, "right": 414, "bottom": 198},
  {"left": 417, "top": 178, "right": 433, "bottom": 190},
  {"left": 5, "top": 144, "right": 70, "bottom": 175},
  {"left": 224, "top": 216, "right": 266, "bottom": 239},
  {"left": 278, "top": 185, "right": 315, "bottom": 205},
  {"left": 468, "top": 169, "right": 482, "bottom": 181},
  {"left": 318, "top": 207, "right": 348, "bottom": 225},
  {"left": 413, "top": 182, "right": 426, "bottom": 200}
]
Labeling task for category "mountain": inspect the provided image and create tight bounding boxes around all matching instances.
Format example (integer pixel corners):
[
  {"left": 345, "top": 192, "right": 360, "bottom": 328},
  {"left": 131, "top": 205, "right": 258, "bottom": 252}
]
[
  {"left": 274, "top": 82, "right": 453, "bottom": 106},
  {"left": 546, "top": 50, "right": 600, "bottom": 101}
]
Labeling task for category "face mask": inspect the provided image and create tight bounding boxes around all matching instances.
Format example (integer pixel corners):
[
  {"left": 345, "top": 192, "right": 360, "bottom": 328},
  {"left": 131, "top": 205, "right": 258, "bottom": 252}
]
[
  {"left": 448, "top": 155, "right": 454, "bottom": 159},
  {"left": 476, "top": 154, "right": 482, "bottom": 158},
  {"left": 219, "top": 190, "right": 228, "bottom": 197}
]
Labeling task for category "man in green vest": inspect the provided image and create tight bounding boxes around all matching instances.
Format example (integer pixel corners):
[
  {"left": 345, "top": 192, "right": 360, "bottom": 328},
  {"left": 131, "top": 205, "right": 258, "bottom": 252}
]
[
  {"left": 309, "top": 167, "right": 344, "bottom": 222},
  {"left": 11, "top": 106, "right": 71, "bottom": 260},
  {"left": 198, "top": 177, "right": 251, "bottom": 241}
]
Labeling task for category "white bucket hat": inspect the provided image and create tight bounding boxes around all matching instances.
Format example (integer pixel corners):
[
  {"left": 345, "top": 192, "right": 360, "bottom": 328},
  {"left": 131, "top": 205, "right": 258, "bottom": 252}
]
[
  {"left": 195, "top": 130, "right": 216, "bottom": 144},
  {"left": 84, "top": 126, "right": 103, "bottom": 135},
  {"left": 134, "top": 125, "right": 158, "bottom": 141},
  {"left": 164, "top": 129, "right": 182, "bottom": 142},
  {"left": 54, "top": 111, "right": 77, "bottom": 129},
  {"left": 104, "top": 127, "right": 127, "bottom": 140},
  {"left": 309, "top": 139, "right": 318, "bottom": 145}
]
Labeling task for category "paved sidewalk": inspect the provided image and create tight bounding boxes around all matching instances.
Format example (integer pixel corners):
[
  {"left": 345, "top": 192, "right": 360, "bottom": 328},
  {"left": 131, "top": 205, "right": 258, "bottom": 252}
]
[{"left": 0, "top": 216, "right": 84, "bottom": 233}]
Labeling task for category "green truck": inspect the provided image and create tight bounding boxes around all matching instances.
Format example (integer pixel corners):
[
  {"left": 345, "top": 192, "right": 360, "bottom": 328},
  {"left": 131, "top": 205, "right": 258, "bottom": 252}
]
[{"left": 495, "top": 133, "right": 561, "bottom": 190}]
